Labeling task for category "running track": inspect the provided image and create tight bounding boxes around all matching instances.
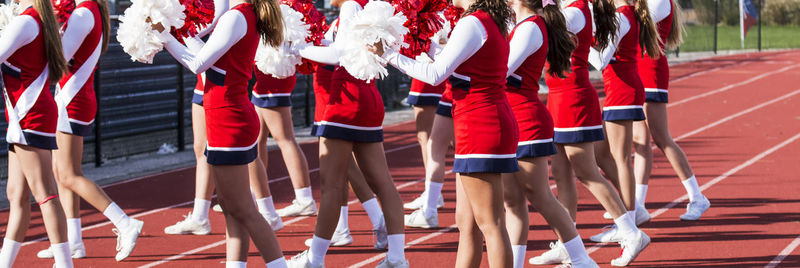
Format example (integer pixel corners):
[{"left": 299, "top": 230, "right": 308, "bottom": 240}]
[{"left": 3, "top": 50, "right": 800, "bottom": 267}]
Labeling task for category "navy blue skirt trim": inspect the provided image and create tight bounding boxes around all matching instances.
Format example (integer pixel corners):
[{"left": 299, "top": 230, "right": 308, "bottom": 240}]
[
  {"left": 435, "top": 102, "right": 452, "bottom": 118},
  {"left": 602, "top": 107, "right": 646, "bottom": 121},
  {"left": 315, "top": 123, "right": 383, "bottom": 143},
  {"left": 192, "top": 90, "right": 204, "bottom": 106},
  {"left": 251, "top": 95, "right": 292, "bottom": 108},
  {"left": 516, "top": 141, "right": 558, "bottom": 159},
  {"left": 453, "top": 156, "right": 519, "bottom": 174},
  {"left": 407, "top": 94, "right": 441, "bottom": 107},
  {"left": 205, "top": 145, "right": 258, "bottom": 165},
  {"left": 553, "top": 128, "right": 605, "bottom": 144},
  {"left": 645, "top": 91, "right": 668, "bottom": 103}
]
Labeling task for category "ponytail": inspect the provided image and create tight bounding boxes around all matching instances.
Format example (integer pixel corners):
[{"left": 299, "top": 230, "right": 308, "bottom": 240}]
[
  {"left": 540, "top": 1, "right": 575, "bottom": 78},
  {"left": 591, "top": 0, "right": 618, "bottom": 50},
  {"left": 94, "top": 0, "right": 111, "bottom": 53},
  {"left": 34, "top": 0, "right": 67, "bottom": 82},
  {"left": 464, "top": 0, "right": 513, "bottom": 37},
  {"left": 665, "top": 0, "right": 684, "bottom": 49},
  {"left": 634, "top": 0, "right": 662, "bottom": 58},
  {"left": 251, "top": 0, "right": 283, "bottom": 47}
]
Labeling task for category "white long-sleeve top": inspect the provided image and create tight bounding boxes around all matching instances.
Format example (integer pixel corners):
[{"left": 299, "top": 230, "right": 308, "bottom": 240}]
[
  {"left": 196, "top": 0, "right": 230, "bottom": 38},
  {"left": 0, "top": 13, "right": 39, "bottom": 65},
  {"left": 588, "top": 11, "right": 631, "bottom": 70},
  {"left": 648, "top": 0, "right": 671, "bottom": 23},
  {"left": 506, "top": 20, "right": 543, "bottom": 77},
  {"left": 60, "top": 6, "right": 94, "bottom": 62},
  {"left": 164, "top": 9, "right": 246, "bottom": 74},
  {"left": 301, "top": 1, "right": 362, "bottom": 64},
  {"left": 384, "top": 16, "right": 487, "bottom": 86}
]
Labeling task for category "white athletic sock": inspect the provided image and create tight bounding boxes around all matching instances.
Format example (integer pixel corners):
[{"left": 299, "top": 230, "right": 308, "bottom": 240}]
[
  {"left": 386, "top": 234, "right": 405, "bottom": 263},
  {"left": 51, "top": 242, "right": 73, "bottom": 268},
  {"left": 309, "top": 235, "right": 331, "bottom": 266},
  {"left": 335, "top": 206, "right": 349, "bottom": 233},
  {"left": 295, "top": 187, "right": 314, "bottom": 204},
  {"left": 191, "top": 198, "right": 211, "bottom": 222},
  {"left": 361, "top": 198, "right": 384, "bottom": 230},
  {"left": 614, "top": 211, "right": 638, "bottom": 238},
  {"left": 424, "top": 182, "right": 443, "bottom": 218},
  {"left": 266, "top": 257, "right": 288, "bottom": 268},
  {"left": 562, "top": 236, "right": 590, "bottom": 265},
  {"left": 225, "top": 261, "right": 247, "bottom": 268},
  {"left": 66, "top": 218, "right": 82, "bottom": 246},
  {"left": 0, "top": 239, "right": 21, "bottom": 267},
  {"left": 635, "top": 184, "right": 648, "bottom": 208},
  {"left": 256, "top": 197, "right": 278, "bottom": 217},
  {"left": 682, "top": 175, "right": 704, "bottom": 202},
  {"left": 511, "top": 244, "right": 526, "bottom": 268},
  {"left": 103, "top": 202, "right": 131, "bottom": 230}
]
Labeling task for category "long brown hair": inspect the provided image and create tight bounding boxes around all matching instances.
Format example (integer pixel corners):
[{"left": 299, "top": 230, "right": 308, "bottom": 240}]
[
  {"left": 93, "top": 0, "right": 111, "bottom": 53},
  {"left": 592, "top": 0, "right": 618, "bottom": 50},
  {"left": 251, "top": 0, "right": 283, "bottom": 47},
  {"left": 34, "top": 0, "right": 67, "bottom": 82},
  {"left": 665, "top": 0, "right": 684, "bottom": 49},
  {"left": 464, "top": 0, "right": 513, "bottom": 36},
  {"left": 521, "top": 0, "right": 575, "bottom": 77},
  {"left": 634, "top": 0, "right": 662, "bottom": 58}
]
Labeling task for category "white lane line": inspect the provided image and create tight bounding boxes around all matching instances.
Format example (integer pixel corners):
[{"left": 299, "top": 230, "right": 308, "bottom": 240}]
[
  {"left": 349, "top": 224, "right": 459, "bottom": 268},
  {"left": 667, "top": 64, "right": 799, "bottom": 108},
  {"left": 765, "top": 234, "right": 800, "bottom": 268}
]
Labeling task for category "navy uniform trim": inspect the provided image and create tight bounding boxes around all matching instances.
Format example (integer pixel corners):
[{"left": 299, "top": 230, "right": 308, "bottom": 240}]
[
  {"left": 69, "top": 122, "right": 93, "bottom": 137},
  {"left": 315, "top": 123, "right": 384, "bottom": 143},
  {"left": 192, "top": 91, "right": 204, "bottom": 106},
  {"left": 602, "top": 107, "right": 646, "bottom": 121},
  {"left": 435, "top": 101, "right": 452, "bottom": 118},
  {"left": 553, "top": 128, "right": 605, "bottom": 144},
  {"left": 206, "top": 67, "right": 226, "bottom": 86},
  {"left": 251, "top": 95, "right": 292, "bottom": 108},
  {"left": 506, "top": 75, "right": 522, "bottom": 89},
  {"left": 21, "top": 131, "right": 58, "bottom": 150},
  {"left": 2, "top": 63, "right": 20, "bottom": 79},
  {"left": 453, "top": 157, "right": 519, "bottom": 174},
  {"left": 645, "top": 91, "right": 668, "bottom": 103},
  {"left": 322, "top": 65, "right": 335, "bottom": 72},
  {"left": 205, "top": 145, "right": 258, "bottom": 165},
  {"left": 406, "top": 94, "right": 441, "bottom": 106},
  {"left": 516, "top": 142, "right": 558, "bottom": 159},
  {"left": 449, "top": 75, "right": 470, "bottom": 91}
]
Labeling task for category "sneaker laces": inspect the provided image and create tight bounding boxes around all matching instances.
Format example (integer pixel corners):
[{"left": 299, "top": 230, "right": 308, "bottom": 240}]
[{"left": 113, "top": 228, "right": 122, "bottom": 251}]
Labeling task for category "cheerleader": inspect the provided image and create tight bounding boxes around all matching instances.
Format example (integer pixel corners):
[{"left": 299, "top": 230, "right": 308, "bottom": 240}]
[
  {"left": 501, "top": 0, "right": 598, "bottom": 267},
  {"left": 631, "top": 0, "right": 709, "bottom": 221},
  {"left": 286, "top": 0, "right": 407, "bottom": 266},
  {"left": 0, "top": 1, "right": 73, "bottom": 267},
  {"left": 586, "top": 0, "right": 659, "bottom": 257},
  {"left": 32, "top": 0, "right": 144, "bottom": 261},
  {"left": 385, "top": 0, "right": 522, "bottom": 265},
  {"left": 164, "top": 0, "right": 230, "bottom": 236},
  {"left": 157, "top": 1, "right": 288, "bottom": 266}
]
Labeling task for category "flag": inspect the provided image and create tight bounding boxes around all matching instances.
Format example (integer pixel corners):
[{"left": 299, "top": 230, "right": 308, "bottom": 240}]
[{"left": 739, "top": 0, "right": 758, "bottom": 44}]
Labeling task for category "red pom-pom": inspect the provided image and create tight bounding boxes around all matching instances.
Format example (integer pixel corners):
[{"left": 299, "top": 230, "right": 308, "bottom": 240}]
[
  {"left": 171, "top": 0, "right": 215, "bottom": 44},
  {"left": 443, "top": 4, "right": 464, "bottom": 31},
  {"left": 52, "top": 0, "right": 75, "bottom": 25},
  {"left": 391, "top": 0, "right": 447, "bottom": 58},
  {"left": 281, "top": 0, "right": 328, "bottom": 74}
]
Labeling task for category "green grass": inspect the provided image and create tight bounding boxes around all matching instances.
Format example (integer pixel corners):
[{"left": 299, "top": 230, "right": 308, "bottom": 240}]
[{"left": 677, "top": 25, "right": 800, "bottom": 52}]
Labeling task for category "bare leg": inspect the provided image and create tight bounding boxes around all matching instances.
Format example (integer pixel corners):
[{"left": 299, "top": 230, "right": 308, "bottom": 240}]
[
  {"left": 315, "top": 138, "right": 354, "bottom": 239},
  {"left": 16, "top": 145, "right": 68, "bottom": 244},
  {"left": 550, "top": 148, "right": 578, "bottom": 220},
  {"left": 645, "top": 103, "right": 694, "bottom": 180},
  {"left": 52, "top": 133, "right": 113, "bottom": 215},
  {"left": 605, "top": 121, "right": 636, "bottom": 211},
  {"left": 516, "top": 157, "right": 578, "bottom": 242},
  {"left": 502, "top": 173, "right": 528, "bottom": 246},
  {"left": 460, "top": 173, "right": 512, "bottom": 268},
  {"left": 413, "top": 106, "right": 436, "bottom": 170},
  {"left": 352, "top": 142, "right": 404, "bottom": 234},
  {"left": 249, "top": 114, "right": 273, "bottom": 200},
  {"left": 347, "top": 156, "right": 377, "bottom": 203},
  {"left": 193, "top": 104, "right": 215, "bottom": 203},
  {"left": 455, "top": 174, "right": 482, "bottom": 268},
  {"left": 5, "top": 151, "right": 31, "bottom": 242},
  {"left": 632, "top": 120, "right": 652, "bottom": 187},
  {"left": 260, "top": 106, "right": 312, "bottom": 190},
  {"left": 426, "top": 115, "right": 455, "bottom": 185},
  {"left": 594, "top": 138, "right": 619, "bottom": 190},
  {"left": 564, "top": 143, "right": 627, "bottom": 218}
]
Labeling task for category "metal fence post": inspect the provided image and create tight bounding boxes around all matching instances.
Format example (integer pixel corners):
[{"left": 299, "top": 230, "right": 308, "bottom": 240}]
[
  {"left": 93, "top": 68, "right": 102, "bottom": 167},
  {"left": 758, "top": 0, "right": 762, "bottom": 51},
  {"left": 713, "top": 0, "right": 719, "bottom": 54},
  {"left": 176, "top": 62, "right": 185, "bottom": 151}
]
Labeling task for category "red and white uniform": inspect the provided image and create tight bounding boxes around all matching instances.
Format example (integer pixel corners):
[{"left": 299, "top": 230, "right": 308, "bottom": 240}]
[
  {"left": 165, "top": 3, "right": 260, "bottom": 165},
  {"left": 56, "top": 1, "right": 102, "bottom": 137},
  {"left": 545, "top": 0, "right": 604, "bottom": 143},
  {"left": 387, "top": 11, "right": 519, "bottom": 174},
  {"left": 639, "top": 0, "right": 673, "bottom": 102},
  {"left": 190, "top": 0, "right": 230, "bottom": 106},
  {"left": 1, "top": 7, "right": 58, "bottom": 149},
  {"left": 299, "top": 0, "right": 384, "bottom": 142},
  {"left": 590, "top": 5, "right": 646, "bottom": 121},
  {"left": 251, "top": 71, "right": 296, "bottom": 108},
  {"left": 435, "top": 85, "right": 453, "bottom": 117},
  {"left": 407, "top": 78, "right": 445, "bottom": 106},
  {"left": 506, "top": 15, "right": 557, "bottom": 159},
  {"left": 310, "top": 62, "right": 335, "bottom": 135}
]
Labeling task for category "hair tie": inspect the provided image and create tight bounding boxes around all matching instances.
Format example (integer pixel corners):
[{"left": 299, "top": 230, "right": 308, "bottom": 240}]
[
  {"left": 38, "top": 195, "right": 59, "bottom": 206},
  {"left": 542, "top": 0, "right": 556, "bottom": 7}
]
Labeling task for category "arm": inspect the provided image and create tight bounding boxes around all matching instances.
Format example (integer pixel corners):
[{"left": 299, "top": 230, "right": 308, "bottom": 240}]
[
  {"left": 61, "top": 7, "right": 94, "bottom": 61},
  {"left": 562, "top": 7, "right": 585, "bottom": 35},
  {"left": 298, "top": 3, "right": 363, "bottom": 65},
  {"left": 506, "top": 21, "right": 542, "bottom": 77},
  {"left": 337, "top": 1, "right": 362, "bottom": 27},
  {"left": 183, "top": 35, "right": 206, "bottom": 53},
  {"left": 298, "top": 45, "right": 341, "bottom": 65},
  {"left": 164, "top": 10, "right": 246, "bottom": 74},
  {"left": 648, "top": 0, "right": 671, "bottom": 23},
  {"left": 196, "top": 0, "right": 230, "bottom": 38},
  {"left": 0, "top": 16, "right": 39, "bottom": 64},
  {"left": 588, "top": 13, "right": 630, "bottom": 70},
  {"left": 384, "top": 16, "right": 487, "bottom": 86}
]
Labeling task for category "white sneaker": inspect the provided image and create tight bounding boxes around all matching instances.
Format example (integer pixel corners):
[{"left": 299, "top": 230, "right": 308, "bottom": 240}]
[
  {"left": 163, "top": 213, "right": 211, "bottom": 235},
  {"left": 404, "top": 209, "right": 438, "bottom": 229},
  {"left": 114, "top": 219, "right": 144, "bottom": 261},
  {"left": 212, "top": 204, "right": 223, "bottom": 212},
  {"left": 610, "top": 230, "right": 650, "bottom": 266},
  {"left": 603, "top": 211, "right": 613, "bottom": 220},
  {"left": 590, "top": 225, "right": 623, "bottom": 243},
  {"left": 680, "top": 196, "right": 710, "bottom": 221},
  {"left": 635, "top": 207, "right": 651, "bottom": 226},
  {"left": 375, "top": 258, "right": 409, "bottom": 268},
  {"left": 373, "top": 218, "right": 389, "bottom": 250},
  {"left": 265, "top": 213, "right": 284, "bottom": 231},
  {"left": 403, "top": 193, "right": 444, "bottom": 210},
  {"left": 304, "top": 229, "right": 354, "bottom": 247},
  {"left": 555, "top": 259, "right": 600, "bottom": 268},
  {"left": 277, "top": 199, "right": 318, "bottom": 217},
  {"left": 528, "top": 241, "right": 570, "bottom": 265},
  {"left": 36, "top": 242, "right": 86, "bottom": 259},
  {"left": 287, "top": 250, "right": 324, "bottom": 268}
]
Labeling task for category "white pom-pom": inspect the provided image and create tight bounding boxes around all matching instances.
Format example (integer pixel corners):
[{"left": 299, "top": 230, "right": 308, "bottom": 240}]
[
  {"left": 432, "top": 15, "right": 451, "bottom": 44},
  {"left": 117, "top": 0, "right": 186, "bottom": 64},
  {"left": 0, "top": 2, "right": 20, "bottom": 33},
  {"left": 280, "top": 5, "right": 310, "bottom": 44},
  {"left": 254, "top": 4, "right": 310, "bottom": 78},
  {"left": 337, "top": 1, "right": 409, "bottom": 82}
]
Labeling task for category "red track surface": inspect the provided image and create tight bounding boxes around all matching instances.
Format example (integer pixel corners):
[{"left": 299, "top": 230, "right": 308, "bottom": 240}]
[{"left": 3, "top": 50, "right": 800, "bottom": 267}]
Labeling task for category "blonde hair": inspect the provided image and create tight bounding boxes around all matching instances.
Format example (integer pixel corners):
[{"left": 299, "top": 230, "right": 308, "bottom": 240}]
[
  {"left": 93, "top": 0, "right": 112, "bottom": 53},
  {"left": 665, "top": 0, "right": 684, "bottom": 49},
  {"left": 634, "top": 0, "right": 663, "bottom": 59},
  {"left": 33, "top": 0, "right": 67, "bottom": 82},
  {"left": 251, "top": 0, "right": 284, "bottom": 47}
]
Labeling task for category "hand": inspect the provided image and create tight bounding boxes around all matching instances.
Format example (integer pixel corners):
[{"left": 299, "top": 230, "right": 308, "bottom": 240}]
[
  {"left": 366, "top": 41, "right": 384, "bottom": 56},
  {"left": 146, "top": 17, "right": 165, "bottom": 33}
]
